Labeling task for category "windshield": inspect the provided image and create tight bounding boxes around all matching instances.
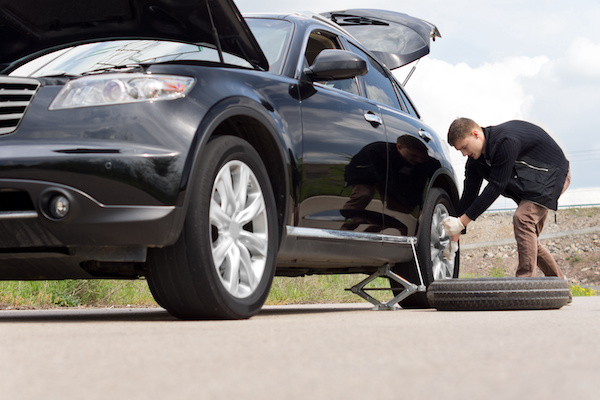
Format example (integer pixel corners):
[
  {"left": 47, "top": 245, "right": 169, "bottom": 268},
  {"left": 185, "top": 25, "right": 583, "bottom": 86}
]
[
  {"left": 9, "top": 18, "right": 293, "bottom": 77},
  {"left": 10, "top": 40, "right": 253, "bottom": 77},
  {"left": 246, "top": 18, "right": 292, "bottom": 74}
]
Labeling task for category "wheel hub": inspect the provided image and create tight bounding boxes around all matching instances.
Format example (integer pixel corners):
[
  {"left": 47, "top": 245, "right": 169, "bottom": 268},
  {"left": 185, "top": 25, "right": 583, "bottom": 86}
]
[{"left": 228, "top": 220, "right": 241, "bottom": 240}]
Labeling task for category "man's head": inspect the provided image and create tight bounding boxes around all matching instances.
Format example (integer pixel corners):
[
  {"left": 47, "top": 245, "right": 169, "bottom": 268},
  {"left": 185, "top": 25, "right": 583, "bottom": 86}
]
[
  {"left": 447, "top": 118, "right": 485, "bottom": 160},
  {"left": 396, "top": 135, "right": 429, "bottom": 165}
]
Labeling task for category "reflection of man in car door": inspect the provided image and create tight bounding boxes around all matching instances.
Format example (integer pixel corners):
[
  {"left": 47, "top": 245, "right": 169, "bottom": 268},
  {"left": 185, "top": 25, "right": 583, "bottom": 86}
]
[{"left": 342, "top": 135, "right": 438, "bottom": 234}]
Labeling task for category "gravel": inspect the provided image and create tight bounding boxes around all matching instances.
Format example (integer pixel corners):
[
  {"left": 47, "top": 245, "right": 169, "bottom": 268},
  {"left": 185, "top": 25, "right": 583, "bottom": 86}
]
[{"left": 458, "top": 207, "right": 600, "bottom": 286}]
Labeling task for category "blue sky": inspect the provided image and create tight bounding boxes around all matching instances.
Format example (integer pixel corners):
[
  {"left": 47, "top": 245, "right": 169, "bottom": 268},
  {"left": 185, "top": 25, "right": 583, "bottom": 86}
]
[{"left": 236, "top": 0, "right": 600, "bottom": 207}]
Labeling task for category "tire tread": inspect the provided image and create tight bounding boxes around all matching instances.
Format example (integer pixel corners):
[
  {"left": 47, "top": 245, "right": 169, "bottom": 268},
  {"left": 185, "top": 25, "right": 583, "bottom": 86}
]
[{"left": 427, "top": 277, "right": 570, "bottom": 310}]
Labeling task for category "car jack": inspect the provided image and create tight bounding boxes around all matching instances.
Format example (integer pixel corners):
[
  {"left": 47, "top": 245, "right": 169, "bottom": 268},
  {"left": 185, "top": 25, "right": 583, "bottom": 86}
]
[{"left": 348, "top": 239, "right": 426, "bottom": 310}]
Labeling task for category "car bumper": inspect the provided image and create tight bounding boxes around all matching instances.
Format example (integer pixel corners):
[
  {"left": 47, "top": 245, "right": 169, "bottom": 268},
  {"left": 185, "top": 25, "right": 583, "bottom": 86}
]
[{"left": 0, "top": 177, "right": 184, "bottom": 254}]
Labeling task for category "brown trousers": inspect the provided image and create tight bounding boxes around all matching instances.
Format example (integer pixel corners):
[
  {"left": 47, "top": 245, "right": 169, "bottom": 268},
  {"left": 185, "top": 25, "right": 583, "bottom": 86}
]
[{"left": 514, "top": 170, "right": 571, "bottom": 278}]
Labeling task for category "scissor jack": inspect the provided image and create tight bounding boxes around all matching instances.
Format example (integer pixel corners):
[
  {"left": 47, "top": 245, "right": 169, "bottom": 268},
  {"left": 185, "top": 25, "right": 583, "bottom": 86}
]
[{"left": 347, "top": 238, "right": 426, "bottom": 310}]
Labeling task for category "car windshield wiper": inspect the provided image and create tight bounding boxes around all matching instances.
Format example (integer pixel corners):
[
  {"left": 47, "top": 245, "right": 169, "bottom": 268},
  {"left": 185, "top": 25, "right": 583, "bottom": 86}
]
[
  {"left": 83, "top": 64, "right": 146, "bottom": 76},
  {"left": 329, "top": 15, "right": 389, "bottom": 26}
]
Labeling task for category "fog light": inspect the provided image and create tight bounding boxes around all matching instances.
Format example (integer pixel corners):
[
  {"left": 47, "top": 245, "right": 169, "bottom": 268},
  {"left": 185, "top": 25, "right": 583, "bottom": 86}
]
[{"left": 49, "top": 195, "right": 70, "bottom": 219}]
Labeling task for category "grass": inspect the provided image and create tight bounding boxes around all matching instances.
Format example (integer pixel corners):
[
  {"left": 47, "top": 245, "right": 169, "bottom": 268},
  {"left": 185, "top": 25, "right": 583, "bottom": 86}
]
[
  {"left": 267, "top": 275, "right": 391, "bottom": 305},
  {"left": 0, "top": 273, "right": 596, "bottom": 309},
  {"left": 569, "top": 285, "right": 598, "bottom": 297},
  {"left": 0, "top": 275, "right": 396, "bottom": 309},
  {"left": 0, "top": 280, "right": 156, "bottom": 309}
]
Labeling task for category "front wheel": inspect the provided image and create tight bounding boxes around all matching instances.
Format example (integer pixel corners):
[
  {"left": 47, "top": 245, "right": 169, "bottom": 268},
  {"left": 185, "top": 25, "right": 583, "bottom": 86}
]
[
  {"left": 396, "top": 187, "right": 459, "bottom": 308},
  {"left": 147, "top": 136, "right": 278, "bottom": 319}
]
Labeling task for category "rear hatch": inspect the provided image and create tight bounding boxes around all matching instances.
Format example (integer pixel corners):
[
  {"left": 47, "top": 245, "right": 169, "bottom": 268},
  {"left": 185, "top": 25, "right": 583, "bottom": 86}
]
[{"left": 321, "top": 9, "right": 441, "bottom": 69}]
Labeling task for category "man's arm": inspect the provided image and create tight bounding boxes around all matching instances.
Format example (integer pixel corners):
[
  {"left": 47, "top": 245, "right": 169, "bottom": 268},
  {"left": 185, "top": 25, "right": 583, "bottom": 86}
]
[{"left": 462, "top": 138, "right": 520, "bottom": 221}]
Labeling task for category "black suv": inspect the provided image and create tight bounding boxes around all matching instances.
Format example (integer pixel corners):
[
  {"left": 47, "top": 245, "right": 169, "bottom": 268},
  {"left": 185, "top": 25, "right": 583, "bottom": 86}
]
[{"left": 0, "top": 0, "right": 458, "bottom": 319}]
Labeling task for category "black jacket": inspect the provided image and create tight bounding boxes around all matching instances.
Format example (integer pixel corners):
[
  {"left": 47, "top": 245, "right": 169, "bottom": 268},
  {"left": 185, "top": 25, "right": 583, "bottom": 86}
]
[{"left": 458, "top": 120, "right": 569, "bottom": 220}]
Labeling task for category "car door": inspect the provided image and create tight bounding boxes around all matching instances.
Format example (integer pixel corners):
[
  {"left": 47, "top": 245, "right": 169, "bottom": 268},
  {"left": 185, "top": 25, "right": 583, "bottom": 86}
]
[
  {"left": 297, "top": 29, "right": 388, "bottom": 235},
  {"left": 345, "top": 42, "right": 440, "bottom": 237}
]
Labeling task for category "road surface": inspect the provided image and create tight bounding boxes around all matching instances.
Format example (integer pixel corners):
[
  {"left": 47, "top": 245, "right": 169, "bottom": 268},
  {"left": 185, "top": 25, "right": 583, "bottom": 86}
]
[{"left": 1, "top": 298, "right": 599, "bottom": 399}]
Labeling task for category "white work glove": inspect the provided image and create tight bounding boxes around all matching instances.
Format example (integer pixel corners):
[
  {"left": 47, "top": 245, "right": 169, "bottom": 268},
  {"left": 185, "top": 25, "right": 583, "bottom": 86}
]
[
  {"left": 443, "top": 241, "right": 459, "bottom": 263},
  {"left": 441, "top": 216, "right": 465, "bottom": 236}
]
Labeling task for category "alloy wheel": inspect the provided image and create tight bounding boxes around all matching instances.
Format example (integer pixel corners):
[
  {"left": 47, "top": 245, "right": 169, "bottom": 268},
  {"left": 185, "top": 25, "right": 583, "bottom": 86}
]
[
  {"left": 430, "top": 203, "right": 455, "bottom": 280},
  {"left": 209, "top": 160, "right": 269, "bottom": 298}
]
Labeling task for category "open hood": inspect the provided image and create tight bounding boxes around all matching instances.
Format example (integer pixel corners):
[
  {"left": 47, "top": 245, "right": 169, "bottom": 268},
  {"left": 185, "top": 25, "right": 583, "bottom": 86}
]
[
  {"left": 321, "top": 9, "right": 440, "bottom": 70},
  {"left": 0, "top": 0, "right": 268, "bottom": 71}
]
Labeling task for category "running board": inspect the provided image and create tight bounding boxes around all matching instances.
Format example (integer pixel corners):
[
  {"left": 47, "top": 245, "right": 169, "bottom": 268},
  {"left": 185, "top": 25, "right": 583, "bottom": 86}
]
[{"left": 286, "top": 226, "right": 418, "bottom": 245}]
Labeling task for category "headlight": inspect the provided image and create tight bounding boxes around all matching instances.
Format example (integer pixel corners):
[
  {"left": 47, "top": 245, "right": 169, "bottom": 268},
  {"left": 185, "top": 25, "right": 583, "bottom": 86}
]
[{"left": 49, "top": 73, "right": 195, "bottom": 110}]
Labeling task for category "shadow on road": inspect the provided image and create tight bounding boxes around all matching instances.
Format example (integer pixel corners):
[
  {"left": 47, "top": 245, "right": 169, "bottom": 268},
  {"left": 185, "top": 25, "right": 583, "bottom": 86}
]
[
  {"left": 0, "top": 303, "right": 381, "bottom": 322},
  {"left": 0, "top": 308, "right": 177, "bottom": 323},
  {"left": 258, "top": 303, "right": 374, "bottom": 316}
]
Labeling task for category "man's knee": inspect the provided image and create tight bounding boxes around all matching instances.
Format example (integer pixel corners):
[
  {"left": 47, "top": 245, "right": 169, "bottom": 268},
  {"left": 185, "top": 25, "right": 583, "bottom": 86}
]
[
  {"left": 514, "top": 201, "right": 545, "bottom": 225},
  {"left": 513, "top": 206, "right": 534, "bottom": 229}
]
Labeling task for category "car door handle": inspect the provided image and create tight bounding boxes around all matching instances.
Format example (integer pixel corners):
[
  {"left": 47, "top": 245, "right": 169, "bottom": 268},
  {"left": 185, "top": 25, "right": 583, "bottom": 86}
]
[
  {"left": 364, "top": 112, "right": 382, "bottom": 126},
  {"left": 418, "top": 128, "right": 432, "bottom": 142}
]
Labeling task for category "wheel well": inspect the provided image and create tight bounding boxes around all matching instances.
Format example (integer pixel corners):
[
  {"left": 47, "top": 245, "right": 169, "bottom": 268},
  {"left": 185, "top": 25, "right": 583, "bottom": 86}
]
[
  {"left": 430, "top": 173, "right": 459, "bottom": 208},
  {"left": 211, "top": 115, "right": 288, "bottom": 238}
]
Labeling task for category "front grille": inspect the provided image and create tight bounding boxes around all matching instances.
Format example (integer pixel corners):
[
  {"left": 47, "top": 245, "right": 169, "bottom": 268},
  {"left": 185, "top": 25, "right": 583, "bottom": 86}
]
[
  {"left": 0, "top": 77, "right": 40, "bottom": 135},
  {"left": 0, "top": 189, "right": 35, "bottom": 213}
]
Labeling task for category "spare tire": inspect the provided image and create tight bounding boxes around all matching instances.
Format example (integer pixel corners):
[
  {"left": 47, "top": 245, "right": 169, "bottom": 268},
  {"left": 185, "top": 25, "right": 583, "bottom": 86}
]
[{"left": 427, "top": 277, "right": 571, "bottom": 311}]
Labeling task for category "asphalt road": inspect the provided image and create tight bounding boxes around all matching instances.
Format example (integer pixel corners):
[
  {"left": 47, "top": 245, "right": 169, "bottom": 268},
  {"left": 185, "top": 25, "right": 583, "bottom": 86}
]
[{"left": 2, "top": 298, "right": 599, "bottom": 400}]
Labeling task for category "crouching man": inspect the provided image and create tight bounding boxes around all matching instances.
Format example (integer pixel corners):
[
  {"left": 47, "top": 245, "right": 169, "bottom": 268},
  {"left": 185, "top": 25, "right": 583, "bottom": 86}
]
[{"left": 442, "top": 118, "right": 570, "bottom": 282}]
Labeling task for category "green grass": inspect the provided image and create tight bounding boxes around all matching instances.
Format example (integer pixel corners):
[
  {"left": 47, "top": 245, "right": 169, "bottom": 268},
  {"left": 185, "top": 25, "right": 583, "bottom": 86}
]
[
  {"left": 0, "top": 275, "right": 393, "bottom": 309},
  {"left": 0, "top": 280, "right": 156, "bottom": 309},
  {"left": 569, "top": 285, "right": 598, "bottom": 297},
  {"left": 266, "top": 275, "right": 391, "bottom": 305}
]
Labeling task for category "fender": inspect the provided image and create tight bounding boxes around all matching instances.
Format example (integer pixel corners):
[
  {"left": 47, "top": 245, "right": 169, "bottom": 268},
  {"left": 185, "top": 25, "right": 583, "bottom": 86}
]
[{"left": 172, "top": 95, "right": 295, "bottom": 243}]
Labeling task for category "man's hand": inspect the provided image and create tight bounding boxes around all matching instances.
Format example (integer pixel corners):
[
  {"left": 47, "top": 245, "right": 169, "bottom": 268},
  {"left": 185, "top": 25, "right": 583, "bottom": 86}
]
[
  {"left": 443, "top": 241, "right": 459, "bottom": 263},
  {"left": 441, "top": 216, "right": 465, "bottom": 236}
]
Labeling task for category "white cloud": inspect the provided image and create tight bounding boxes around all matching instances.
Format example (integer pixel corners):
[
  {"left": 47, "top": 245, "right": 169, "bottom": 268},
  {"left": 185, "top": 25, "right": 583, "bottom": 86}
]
[
  {"left": 400, "top": 56, "right": 549, "bottom": 131},
  {"left": 566, "top": 37, "right": 600, "bottom": 78},
  {"left": 396, "top": 55, "right": 550, "bottom": 188},
  {"left": 235, "top": 0, "right": 600, "bottom": 197}
]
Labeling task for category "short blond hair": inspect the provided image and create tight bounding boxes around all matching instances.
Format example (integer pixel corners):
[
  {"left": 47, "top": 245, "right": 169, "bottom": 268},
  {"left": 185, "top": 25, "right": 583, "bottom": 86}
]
[{"left": 447, "top": 118, "right": 480, "bottom": 146}]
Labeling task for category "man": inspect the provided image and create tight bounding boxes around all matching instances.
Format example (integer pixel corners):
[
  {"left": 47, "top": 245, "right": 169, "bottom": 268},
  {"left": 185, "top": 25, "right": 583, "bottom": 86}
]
[{"left": 442, "top": 118, "right": 570, "bottom": 281}]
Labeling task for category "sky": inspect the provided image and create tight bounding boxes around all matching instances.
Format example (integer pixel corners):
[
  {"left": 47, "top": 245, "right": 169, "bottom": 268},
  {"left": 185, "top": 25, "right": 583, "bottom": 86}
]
[{"left": 236, "top": 0, "right": 600, "bottom": 209}]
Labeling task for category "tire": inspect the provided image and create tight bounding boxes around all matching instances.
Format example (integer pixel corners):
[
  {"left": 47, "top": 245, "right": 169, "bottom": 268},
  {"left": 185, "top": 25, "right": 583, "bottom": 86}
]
[
  {"left": 427, "top": 277, "right": 571, "bottom": 310},
  {"left": 146, "top": 136, "right": 278, "bottom": 320},
  {"left": 395, "top": 187, "right": 459, "bottom": 308}
]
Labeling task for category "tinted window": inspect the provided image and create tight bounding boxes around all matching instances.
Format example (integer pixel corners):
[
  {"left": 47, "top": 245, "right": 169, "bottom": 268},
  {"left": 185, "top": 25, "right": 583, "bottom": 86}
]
[
  {"left": 349, "top": 44, "right": 401, "bottom": 109},
  {"left": 306, "top": 31, "right": 360, "bottom": 96},
  {"left": 394, "top": 79, "right": 420, "bottom": 117}
]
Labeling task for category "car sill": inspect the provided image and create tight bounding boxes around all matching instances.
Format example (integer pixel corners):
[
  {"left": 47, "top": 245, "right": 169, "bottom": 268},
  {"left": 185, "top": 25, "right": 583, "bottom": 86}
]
[
  {"left": 0, "top": 211, "right": 38, "bottom": 220},
  {"left": 286, "top": 226, "right": 417, "bottom": 245}
]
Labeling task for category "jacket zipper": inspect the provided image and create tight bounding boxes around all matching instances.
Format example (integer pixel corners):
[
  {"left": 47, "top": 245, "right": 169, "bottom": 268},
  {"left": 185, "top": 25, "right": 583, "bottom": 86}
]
[{"left": 516, "top": 160, "right": 549, "bottom": 172}]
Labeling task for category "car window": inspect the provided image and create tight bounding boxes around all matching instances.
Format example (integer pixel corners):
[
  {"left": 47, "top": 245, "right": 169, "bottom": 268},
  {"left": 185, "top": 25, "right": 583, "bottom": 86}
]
[
  {"left": 305, "top": 30, "right": 359, "bottom": 96},
  {"left": 348, "top": 43, "right": 401, "bottom": 109},
  {"left": 394, "top": 79, "right": 420, "bottom": 117},
  {"left": 246, "top": 18, "right": 293, "bottom": 74}
]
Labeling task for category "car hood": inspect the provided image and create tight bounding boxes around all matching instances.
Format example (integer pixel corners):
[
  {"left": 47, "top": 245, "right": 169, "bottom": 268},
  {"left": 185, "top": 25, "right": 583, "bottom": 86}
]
[
  {"left": 321, "top": 9, "right": 441, "bottom": 70},
  {"left": 0, "top": 0, "right": 269, "bottom": 72}
]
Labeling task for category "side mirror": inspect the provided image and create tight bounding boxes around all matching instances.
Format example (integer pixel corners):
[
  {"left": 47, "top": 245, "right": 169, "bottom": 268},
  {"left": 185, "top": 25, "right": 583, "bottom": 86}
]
[{"left": 304, "top": 49, "right": 368, "bottom": 81}]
